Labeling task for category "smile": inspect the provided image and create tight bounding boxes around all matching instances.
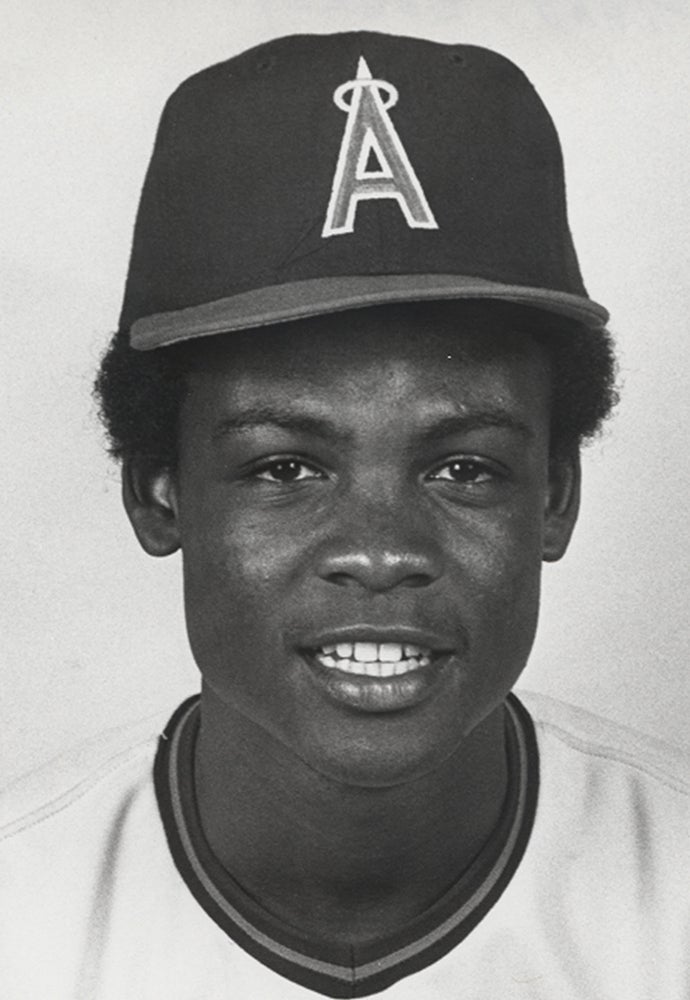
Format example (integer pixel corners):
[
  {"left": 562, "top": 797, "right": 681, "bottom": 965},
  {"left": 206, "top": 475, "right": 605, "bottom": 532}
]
[
  {"left": 314, "top": 641, "right": 432, "bottom": 677},
  {"left": 300, "top": 631, "right": 457, "bottom": 713}
]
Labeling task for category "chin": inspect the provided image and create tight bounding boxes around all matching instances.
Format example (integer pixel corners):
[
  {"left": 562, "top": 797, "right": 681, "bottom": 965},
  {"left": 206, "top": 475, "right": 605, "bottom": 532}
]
[{"left": 297, "top": 722, "right": 468, "bottom": 790}]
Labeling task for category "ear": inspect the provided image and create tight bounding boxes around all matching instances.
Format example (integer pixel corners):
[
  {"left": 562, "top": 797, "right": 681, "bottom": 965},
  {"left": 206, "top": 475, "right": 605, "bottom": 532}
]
[
  {"left": 122, "top": 457, "right": 181, "bottom": 557},
  {"left": 542, "top": 450, "right": 581, "bottom": 563}
]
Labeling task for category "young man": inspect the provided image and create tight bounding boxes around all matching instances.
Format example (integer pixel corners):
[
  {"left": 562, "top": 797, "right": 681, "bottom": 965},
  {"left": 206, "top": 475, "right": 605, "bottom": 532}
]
[{"left": 1, "top": 31, "right": 687, "bottom": 999}]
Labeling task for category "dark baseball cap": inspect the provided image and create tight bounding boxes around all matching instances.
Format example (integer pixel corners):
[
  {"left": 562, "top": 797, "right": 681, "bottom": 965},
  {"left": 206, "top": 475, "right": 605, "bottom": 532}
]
[{"left": 120, "top": 31, "right": 609, "bottom": 350}]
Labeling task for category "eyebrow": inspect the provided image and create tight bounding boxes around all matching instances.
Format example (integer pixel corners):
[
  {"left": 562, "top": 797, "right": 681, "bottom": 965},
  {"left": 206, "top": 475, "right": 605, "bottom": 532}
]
[
  {"left": 212, "top": 406, "right": 349, "bottom": 443},
  {"left": 418, "top": 411, "right": 535, "bottom": 443},
  {"left": 212, "top": 405, "right": 534, "bottom": 443}
]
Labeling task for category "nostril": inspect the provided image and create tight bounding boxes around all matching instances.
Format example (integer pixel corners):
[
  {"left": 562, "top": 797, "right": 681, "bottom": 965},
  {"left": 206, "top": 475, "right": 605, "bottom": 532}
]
[
  {"left": 316, "top": 538, "right": 444, "bottom": 592},
  {"left": 320, "top": 560, "right": 438, "bottom": 592},
  {"left": 325, "top": 572, "right": 360, "bottom": 588},
  {"left": 401, "top": 573, "right": 435, "bottom": 588}
]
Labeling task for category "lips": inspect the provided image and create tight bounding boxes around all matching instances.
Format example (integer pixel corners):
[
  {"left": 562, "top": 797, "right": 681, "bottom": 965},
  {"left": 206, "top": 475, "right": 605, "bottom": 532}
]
[{"left": 298, "top": 627, "right": 457, "bottom": 713}]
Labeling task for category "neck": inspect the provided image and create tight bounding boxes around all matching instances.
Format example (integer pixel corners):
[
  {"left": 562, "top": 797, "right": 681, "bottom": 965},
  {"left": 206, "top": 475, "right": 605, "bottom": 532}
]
[{"left": 194, "top": 688, "right": 509, "bottom": 945}]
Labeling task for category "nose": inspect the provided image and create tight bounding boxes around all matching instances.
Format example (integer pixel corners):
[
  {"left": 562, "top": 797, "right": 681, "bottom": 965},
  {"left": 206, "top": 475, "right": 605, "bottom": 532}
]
[{"left": 314, "top": 496, "right": 444, "bottom": 593}]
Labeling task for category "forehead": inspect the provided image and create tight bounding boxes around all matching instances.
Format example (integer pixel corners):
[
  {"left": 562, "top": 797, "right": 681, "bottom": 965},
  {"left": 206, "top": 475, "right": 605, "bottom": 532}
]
[
  {"left": 183, "top": 304, "right": 550, "bottom": 405},
  {"left": 175, "top": 306, "right": 555, "bottom": 460}
]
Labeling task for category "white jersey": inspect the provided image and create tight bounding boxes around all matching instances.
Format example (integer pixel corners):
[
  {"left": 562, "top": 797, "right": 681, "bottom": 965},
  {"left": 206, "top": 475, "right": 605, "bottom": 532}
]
[{"left": 1, "top": 690, "right": 688, "bottom": 1000}]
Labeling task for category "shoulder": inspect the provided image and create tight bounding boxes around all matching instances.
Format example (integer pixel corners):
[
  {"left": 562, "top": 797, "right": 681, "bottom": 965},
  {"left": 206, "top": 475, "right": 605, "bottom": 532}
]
[
  {"left": 0, "top": 709, "right": 170, "bottom": 843},
  {"left": 0, "top": 707, "right": 188, "bottom": 996},
  {"left": 517, "top": 688, "right": 689, "bottom": 794},
  {"left": 516, "top": 688, "right": 689, "bottom": 866},
  {"left": 491, "top": 693, "right": 689, "bottom": 996}
]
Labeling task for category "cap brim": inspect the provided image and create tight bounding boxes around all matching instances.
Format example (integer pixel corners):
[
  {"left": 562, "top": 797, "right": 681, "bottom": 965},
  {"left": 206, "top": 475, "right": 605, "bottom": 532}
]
[{"left": 129, "top": 274, "right": 609, "bottom": 350}]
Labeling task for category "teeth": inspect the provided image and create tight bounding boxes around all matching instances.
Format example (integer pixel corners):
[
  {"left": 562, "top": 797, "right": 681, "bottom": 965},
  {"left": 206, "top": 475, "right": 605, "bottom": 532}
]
[
  {"left": 313, "top": 641, "right": 433, "bottom": 677},
  {"left": 354, "top": 642, "right": 377, "bottom": 662},
  {"left": 379, "top": 643, "right": 402, "bottom": 662},
  {"left": 404, "top": 643, "right": 424, "bottom": 658}
]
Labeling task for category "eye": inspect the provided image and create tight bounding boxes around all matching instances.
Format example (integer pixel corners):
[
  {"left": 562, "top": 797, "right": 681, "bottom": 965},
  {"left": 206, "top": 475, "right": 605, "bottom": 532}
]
[
  {"left": 427, "top": 458, "right": 498, "bottom": 485},
  {"left": 254, "top": 458, "right": 324, "bottom": 484}
]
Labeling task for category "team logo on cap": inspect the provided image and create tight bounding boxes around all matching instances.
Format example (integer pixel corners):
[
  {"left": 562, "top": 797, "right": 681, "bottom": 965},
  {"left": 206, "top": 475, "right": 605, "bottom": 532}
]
[{"left": 322, "top": 57, "right": 438, "bottom": 238}]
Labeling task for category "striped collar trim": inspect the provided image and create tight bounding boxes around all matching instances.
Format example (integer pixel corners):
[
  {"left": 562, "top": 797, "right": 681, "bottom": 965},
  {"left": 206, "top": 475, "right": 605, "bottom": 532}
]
[{"left": 154, "top": 694, "right": 538, "bottom": 997}]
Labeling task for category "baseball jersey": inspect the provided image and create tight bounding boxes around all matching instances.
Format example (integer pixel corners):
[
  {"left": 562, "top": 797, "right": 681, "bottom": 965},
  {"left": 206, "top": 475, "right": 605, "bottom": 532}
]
[{"left": 1, "top": 690, "right": 688, "bottom": 999}]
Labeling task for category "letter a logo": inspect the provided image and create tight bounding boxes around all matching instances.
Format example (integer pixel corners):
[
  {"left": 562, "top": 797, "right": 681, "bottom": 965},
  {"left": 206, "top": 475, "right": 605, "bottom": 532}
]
[{"left": 322, "top": 57, "right": 438, "bottom": 238}]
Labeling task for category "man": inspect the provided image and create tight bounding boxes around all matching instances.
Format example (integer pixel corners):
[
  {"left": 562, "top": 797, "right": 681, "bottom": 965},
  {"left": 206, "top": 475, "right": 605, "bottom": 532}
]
[{"left": 1, "top": 31, "right": 687, "bottom": 999}]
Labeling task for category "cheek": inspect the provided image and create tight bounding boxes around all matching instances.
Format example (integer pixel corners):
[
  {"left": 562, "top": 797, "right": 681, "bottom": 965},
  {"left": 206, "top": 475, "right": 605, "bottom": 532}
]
[
  {"left": 178, "top": 491, "right": 306, "bottom": 676},
  {"left": 449, "top": 507, "right": 545, "bottom": 658},
  {"left": 181, "top": 483, "right": 311, "bottom": 579}
]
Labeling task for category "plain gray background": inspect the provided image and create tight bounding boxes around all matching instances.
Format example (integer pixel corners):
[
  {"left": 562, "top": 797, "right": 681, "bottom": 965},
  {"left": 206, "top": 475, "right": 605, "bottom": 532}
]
[{"left": 2, "top": 0, "right": 688, "bottom": 784}]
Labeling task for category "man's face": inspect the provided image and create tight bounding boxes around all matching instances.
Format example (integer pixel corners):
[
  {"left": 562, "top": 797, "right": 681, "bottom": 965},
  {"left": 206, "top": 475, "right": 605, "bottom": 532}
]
[{"left": 150, "top": 307, "right": 577, "bottom": 786}]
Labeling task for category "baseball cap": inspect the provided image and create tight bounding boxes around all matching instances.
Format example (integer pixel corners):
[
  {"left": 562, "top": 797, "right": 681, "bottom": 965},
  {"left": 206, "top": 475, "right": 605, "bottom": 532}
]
[{"left": 120, "top": 31, "right": 609, "bottom": 350}]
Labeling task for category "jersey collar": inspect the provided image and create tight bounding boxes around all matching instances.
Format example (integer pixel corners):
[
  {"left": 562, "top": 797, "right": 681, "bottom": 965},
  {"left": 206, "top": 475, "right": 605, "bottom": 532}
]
[{"left": 154, "top": 693, "right": 538, "bottom": 997}]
